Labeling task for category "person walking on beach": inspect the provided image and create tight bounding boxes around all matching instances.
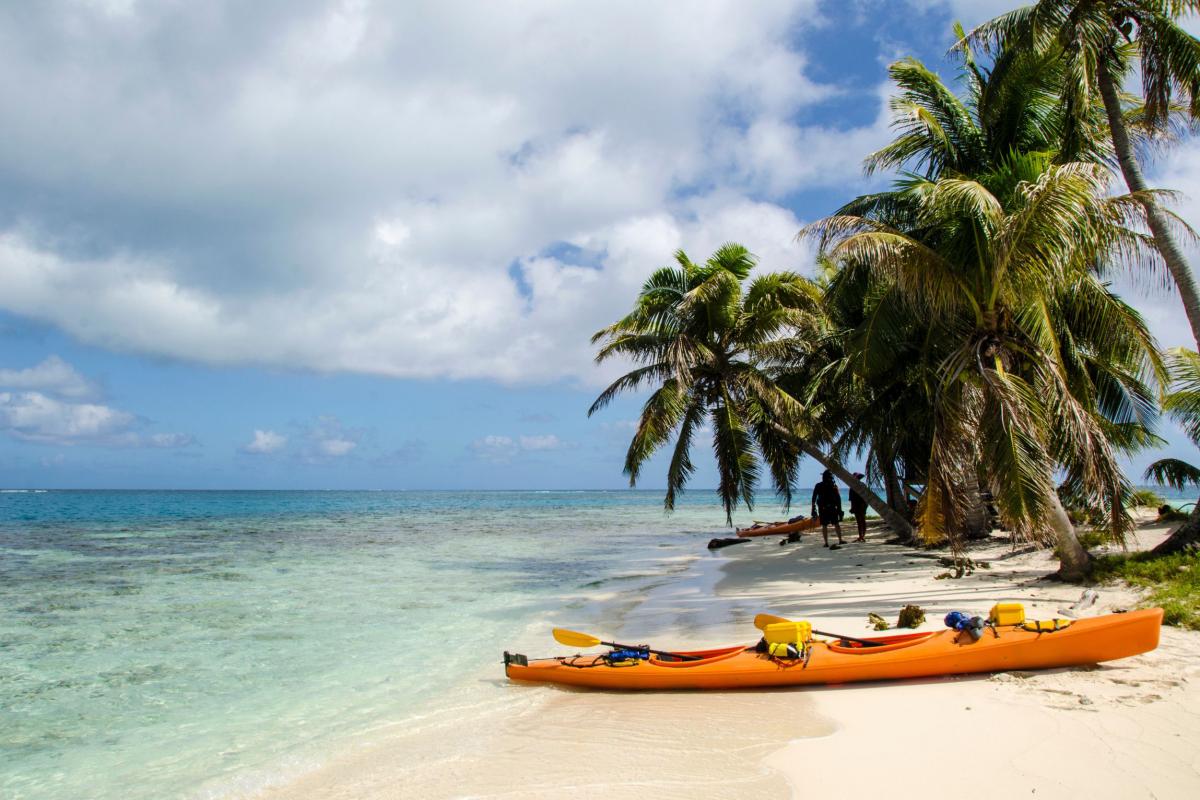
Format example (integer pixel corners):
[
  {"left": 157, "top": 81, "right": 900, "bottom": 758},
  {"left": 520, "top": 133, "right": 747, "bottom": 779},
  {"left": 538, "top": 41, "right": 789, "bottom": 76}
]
[
  {"left": 848, "top": 472, "right": 868, "bottom": 542},
  {"left": 811, "top": 470, "right": 845, "bottom": 548}
]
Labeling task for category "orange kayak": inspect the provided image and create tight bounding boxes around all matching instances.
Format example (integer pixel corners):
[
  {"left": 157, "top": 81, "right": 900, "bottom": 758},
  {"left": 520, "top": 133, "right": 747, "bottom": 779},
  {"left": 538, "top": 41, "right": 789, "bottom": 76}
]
[
  {"left": 736, "top": 517, "right": 821, "bottom": 538},
  {"left": 504, "top": 608, "right": 1162, "bottom": 690}
]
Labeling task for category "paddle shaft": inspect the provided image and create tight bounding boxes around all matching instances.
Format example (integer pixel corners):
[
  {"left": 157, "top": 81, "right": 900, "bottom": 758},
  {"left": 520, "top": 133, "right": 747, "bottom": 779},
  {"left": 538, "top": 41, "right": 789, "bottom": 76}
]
[{"left": 600, "top": 639, "right": 703, "bottom": 661}]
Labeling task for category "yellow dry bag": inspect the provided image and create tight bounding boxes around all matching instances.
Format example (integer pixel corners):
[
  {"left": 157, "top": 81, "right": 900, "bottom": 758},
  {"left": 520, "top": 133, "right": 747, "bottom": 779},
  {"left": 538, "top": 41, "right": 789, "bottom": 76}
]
[
  {"left": 767, "top": 642, "right": 802, "bottom": 659},
  {"left": 988, "top": 602, "right": 1026, "bottom": 626},
  {"left": 763, "top": 620, "right": 812, "bottom": 645}
]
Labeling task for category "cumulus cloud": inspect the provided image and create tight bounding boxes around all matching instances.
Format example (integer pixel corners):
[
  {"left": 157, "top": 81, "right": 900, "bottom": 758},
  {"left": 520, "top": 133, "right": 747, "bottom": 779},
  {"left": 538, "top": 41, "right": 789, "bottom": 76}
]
[
  {"left": 318, "top": 437, "right": 356, "bottom": 457},
  {"left": 711, "top": 84, "right": 895, "bottom": 199},
  {"left": 470, "top": 435, "right": 520, "bottom": 463},
  {"left": 297, "top": 416, "right": 363, "bottom": 462},
  {"left": 0, "top": 391, "right": 134, "bottom": 444},
  {"left": 0, "top": 356, "right": 97, "bottom": 399},
  {"left": 0, "top": 356, "right": 192, "bottom": 447},
  {"left": 143, "top": 432, "right": 197, "bottom": 448},
  {"left": 518, "top": 434, "right": 563, "bottom": 451},
  {"left": 241, "top": 429, "right": 288, "bottom": 454},
  {"left": 0, "top": 0, "right": 889, "bottom": 387},
  {"left": 470, "top": 432, "right": 568, "bottom": 462},
  {"left": 238, "top": 416, "right": 365, "bottom": 462}
]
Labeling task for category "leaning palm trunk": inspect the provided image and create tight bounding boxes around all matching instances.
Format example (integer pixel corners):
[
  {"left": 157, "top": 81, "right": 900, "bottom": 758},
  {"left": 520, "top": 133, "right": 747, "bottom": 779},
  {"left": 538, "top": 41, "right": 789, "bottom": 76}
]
[
  {"left": 1152, "top": 502, "right": 1200, "bottom": 556},
  {"left": 961, "top": 471, "right": 991, "bottom": 540},
  {"left": 798, "top": 441, "right": 915, "bottom": 540},
  {"left": 884, "top": 471, "right": 901, "bottom": 511},
  {"left": 1049, "top": 493, "right": 1092, "bottom": 581},
  {"left": 882, "top": 460, "right": 909, "bottom": 517},
  {"left": 1098, "top": 67, "right": 1200, "bottom": 349}
]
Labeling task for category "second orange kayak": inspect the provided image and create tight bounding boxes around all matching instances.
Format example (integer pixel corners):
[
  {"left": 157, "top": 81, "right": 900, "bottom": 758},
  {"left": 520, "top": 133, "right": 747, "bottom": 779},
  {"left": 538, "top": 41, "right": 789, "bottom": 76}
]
[{"left": 736, "top": 517, "right": 821, "bottom": 537}]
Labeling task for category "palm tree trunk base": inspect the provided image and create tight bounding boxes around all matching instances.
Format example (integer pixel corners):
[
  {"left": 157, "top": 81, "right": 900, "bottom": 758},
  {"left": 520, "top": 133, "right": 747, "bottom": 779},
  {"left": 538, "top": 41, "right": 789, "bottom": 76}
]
[{"left": 1051, "top": 556, "right": 1094, "bottom": 583}]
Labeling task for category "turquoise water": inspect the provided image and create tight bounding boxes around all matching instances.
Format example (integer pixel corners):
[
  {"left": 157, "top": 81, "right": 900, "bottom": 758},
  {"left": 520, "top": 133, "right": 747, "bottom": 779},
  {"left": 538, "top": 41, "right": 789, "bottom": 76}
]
[
  {"left": 1143, "top": 485, "right": 1200, "bottom": 510},
  {"left": 3, "top": 486, "right": 1193, "bottom": 799},
  {"left": 0, "top": 490, "right": 754, "bottom": 800}
]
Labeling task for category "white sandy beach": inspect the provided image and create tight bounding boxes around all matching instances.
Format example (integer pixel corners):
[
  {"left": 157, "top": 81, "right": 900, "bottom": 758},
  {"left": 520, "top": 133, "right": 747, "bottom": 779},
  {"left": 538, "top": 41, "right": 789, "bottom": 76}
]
[{"left": 257, "top": 515, "right": 1200, "bottom": 800}]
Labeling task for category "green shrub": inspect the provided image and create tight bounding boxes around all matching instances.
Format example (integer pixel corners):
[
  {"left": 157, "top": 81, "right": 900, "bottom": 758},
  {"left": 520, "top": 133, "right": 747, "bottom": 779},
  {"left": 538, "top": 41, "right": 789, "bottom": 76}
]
[
  {"left": 1091, "top": 550, "right": 1200, "bottom": 630},
  {"left": 1128, "top": 488, "right": 1165, "bottom": 507}
]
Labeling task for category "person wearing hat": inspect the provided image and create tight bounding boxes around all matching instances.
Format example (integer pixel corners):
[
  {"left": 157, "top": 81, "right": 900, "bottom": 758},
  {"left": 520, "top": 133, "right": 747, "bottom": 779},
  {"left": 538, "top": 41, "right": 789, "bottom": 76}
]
[
  {"left": 810, "top": 469, "right": 845, "bottom": 548},
  {"left": 848, "top": 472, "right": 869, "bottom": 542}
]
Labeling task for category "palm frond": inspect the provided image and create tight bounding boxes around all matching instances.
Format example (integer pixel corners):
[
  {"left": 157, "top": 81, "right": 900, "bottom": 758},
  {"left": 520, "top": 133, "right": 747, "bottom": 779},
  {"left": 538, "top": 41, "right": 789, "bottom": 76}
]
[
  {"left": 664, "top": 396, "right": 706, "bottom": 511},
  {"left": 710, "top": 392, "right": 760, "bottom": 524},
  {"left": 588, "top": 363, "right": 673, "bottom": 417},
  {"left": 1137, "top": 10, "right": 1200, "bottom": 126},
  {"left": 623, "top": 380, "right": 687, "bottom": 486},
  {"left": 1144, "top": 457, "right": 1200, "bottom": 489}
]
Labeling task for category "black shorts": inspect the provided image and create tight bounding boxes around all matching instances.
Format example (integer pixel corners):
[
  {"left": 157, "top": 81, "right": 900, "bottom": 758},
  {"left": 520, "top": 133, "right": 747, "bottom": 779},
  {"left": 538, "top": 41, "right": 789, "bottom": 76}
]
[{"left": 818, "top": 508, "right": 840, "bottom": 525}]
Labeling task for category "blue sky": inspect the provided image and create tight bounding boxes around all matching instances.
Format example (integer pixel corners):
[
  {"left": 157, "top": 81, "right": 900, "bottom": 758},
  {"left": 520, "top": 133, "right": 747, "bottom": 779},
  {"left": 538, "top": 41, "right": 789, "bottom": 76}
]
[{"left": 1, "top": 0, "right": 1198, "bottom": 496}]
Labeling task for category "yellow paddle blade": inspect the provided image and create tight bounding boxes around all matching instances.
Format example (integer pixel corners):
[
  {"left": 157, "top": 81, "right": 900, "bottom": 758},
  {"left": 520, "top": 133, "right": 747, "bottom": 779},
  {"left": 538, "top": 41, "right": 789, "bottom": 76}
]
[
  {"left": 753, "top": 613, "right": 791, "bottom": 631},
  {"left": 552, "top": 627, "right": 602, "bottom": 648}
]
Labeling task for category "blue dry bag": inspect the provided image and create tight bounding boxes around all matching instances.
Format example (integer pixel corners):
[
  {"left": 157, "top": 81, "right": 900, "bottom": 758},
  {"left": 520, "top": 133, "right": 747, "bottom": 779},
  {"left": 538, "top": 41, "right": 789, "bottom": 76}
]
[
  {"left": 944, "top": 611, "right": 970, "bottom": 629},
  {"left": 944, "top": 611, "right": 985, "bottom": 641}
]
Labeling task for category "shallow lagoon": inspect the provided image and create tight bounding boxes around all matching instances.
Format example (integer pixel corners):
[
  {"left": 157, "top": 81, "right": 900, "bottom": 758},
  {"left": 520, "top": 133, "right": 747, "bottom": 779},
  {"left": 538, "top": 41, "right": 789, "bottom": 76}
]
[{"left": 0, "top": 490, "right": 748, "bottom": 800}]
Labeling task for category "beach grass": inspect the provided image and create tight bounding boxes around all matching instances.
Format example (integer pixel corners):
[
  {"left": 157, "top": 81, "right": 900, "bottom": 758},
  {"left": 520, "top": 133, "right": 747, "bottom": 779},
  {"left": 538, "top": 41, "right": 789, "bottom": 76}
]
[{"left": 1092, "top": 550, "right": 1200, "bottom": 630}]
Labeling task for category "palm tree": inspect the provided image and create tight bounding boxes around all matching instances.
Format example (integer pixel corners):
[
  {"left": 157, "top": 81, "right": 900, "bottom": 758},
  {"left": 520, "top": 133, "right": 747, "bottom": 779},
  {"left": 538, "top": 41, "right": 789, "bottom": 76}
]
[
  {"left": 806, "top": 163, "right": 1163, "bottom": 579},
  {"left": 589, "top": 244, "right": 914, "bottom": 537},
  {"left": 824, "top": 41, "right": 1164, "bottom": 555},
  {"left": 963, "top": 1, "right": 1200, "bottom": 348}
]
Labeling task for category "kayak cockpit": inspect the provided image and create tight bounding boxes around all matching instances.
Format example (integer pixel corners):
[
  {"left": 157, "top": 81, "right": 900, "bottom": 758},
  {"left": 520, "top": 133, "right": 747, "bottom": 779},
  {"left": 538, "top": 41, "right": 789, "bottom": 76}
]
[
  {"left": 647, "top": 646, "right": 747, "bottom": 667},
  {"left": 824, "top": 631, "right": 937, "bottom": 654}
]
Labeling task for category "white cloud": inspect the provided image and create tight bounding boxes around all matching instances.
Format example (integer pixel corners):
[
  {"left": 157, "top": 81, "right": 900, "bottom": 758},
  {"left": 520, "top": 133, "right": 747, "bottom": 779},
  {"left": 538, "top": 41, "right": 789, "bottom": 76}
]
[
  {"left": 318, "top": 437, "right": 356, "bottom": 457},
  {"left": 470, "top": 432, "right": 569, "bottom": 461},
  {"left": 518, "top": 434, "right": 562, "bottom": 451},
  {"left": 0, "top": 355, "right": 97, "bottom": 399},
  {"left": 243, "top": 416, "right": 364, "bottom": 462},
  {"left": 0, "top": 391, "right": 134, "bottom": 443},
  {"left": 712, "top": 84, "right": 895, "bottom": 199},
  {"left": 144, "top": 432, "right": 197, "bottom": 448},
  {"left": 470, "top": 435, "right": 520, "bottom": 463},
  {"left": 2, "top": 194, "right": 816, "bottom": 387},
  {"left": 242, "top": 429, "right": 288, "bottom": 454},
  {"left": 0, "top": 0, "right": 887, "bottom": 387},
  {"left": 0, "top": 357, "right": 193, "bottom": 448},
  {"left": 296, "top": 416, "right": 363, "bottom": 462}
]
